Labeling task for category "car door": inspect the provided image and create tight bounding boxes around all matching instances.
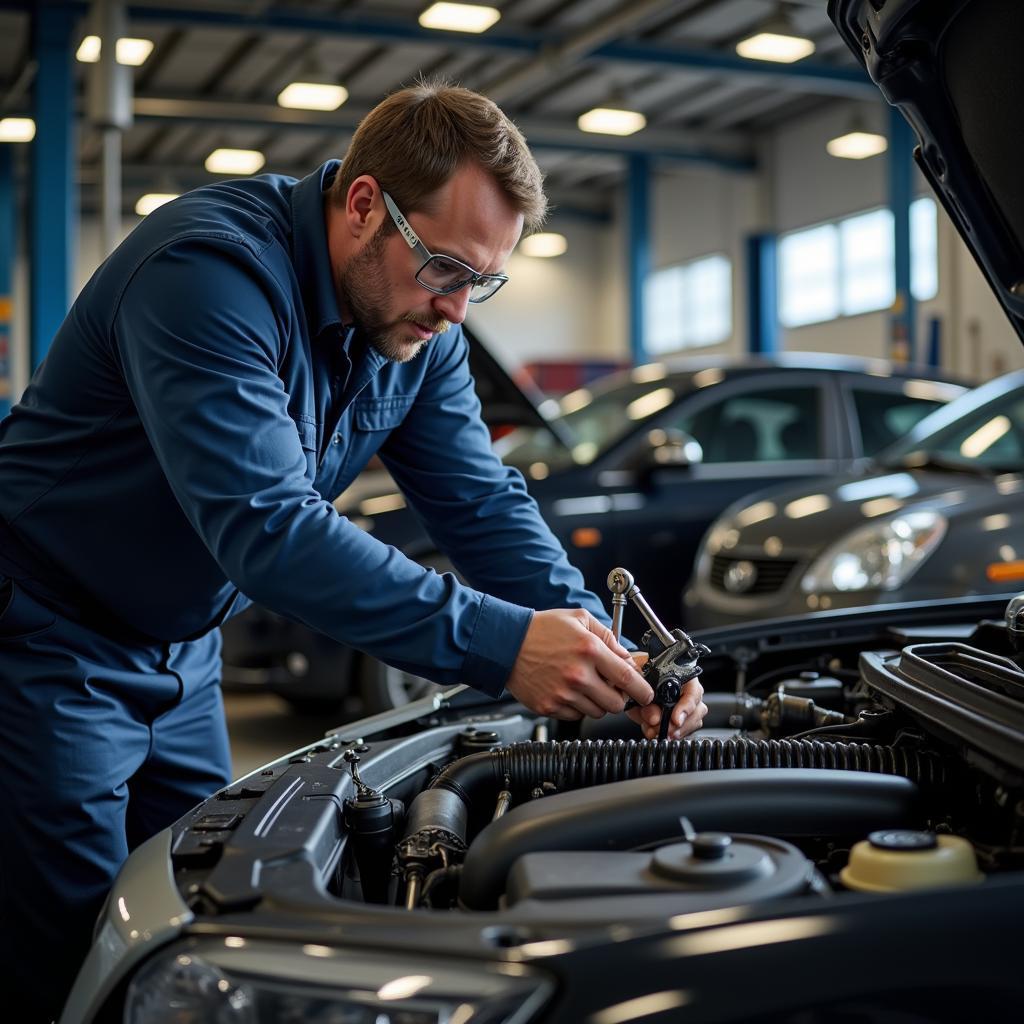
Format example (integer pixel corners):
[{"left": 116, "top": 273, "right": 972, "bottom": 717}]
[
  {"left": 838, "top": 375, "right": 965, "bottom": 458},
  {"left": 599, "top": 371, "right": 845, "bottom": 619}
]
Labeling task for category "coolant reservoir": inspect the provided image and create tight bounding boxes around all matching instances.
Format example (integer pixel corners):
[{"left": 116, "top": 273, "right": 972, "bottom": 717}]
[{"left": 840, "top": 830, "right": 983, "bottom": 892}]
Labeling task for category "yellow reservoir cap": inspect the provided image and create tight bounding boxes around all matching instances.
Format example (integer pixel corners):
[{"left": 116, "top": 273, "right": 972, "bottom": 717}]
[{"left": 840, "top": 831, "right": 983, "bottom": 893}]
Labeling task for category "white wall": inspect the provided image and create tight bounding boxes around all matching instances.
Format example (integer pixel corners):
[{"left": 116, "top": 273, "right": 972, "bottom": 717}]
[{"left": 468, "top": 212, "right": 626, "bottom": 368}]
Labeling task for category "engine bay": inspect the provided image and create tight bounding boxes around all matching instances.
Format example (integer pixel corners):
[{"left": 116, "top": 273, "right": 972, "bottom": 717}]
[{"left": 169, "top": 591, "right": 1024, "bottom": 930}]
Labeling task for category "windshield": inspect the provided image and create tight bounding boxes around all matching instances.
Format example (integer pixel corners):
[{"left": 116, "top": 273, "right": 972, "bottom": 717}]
[
  {"left": 878, "top": 384, "right": 1024, "bottom": 472},
  {"left": 494, "top": 375, "right": 691, "bottom": 473}
]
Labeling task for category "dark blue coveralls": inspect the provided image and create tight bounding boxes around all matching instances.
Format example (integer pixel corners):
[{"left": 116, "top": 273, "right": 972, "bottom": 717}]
[{"left": 0, "top": 161, "right": 608, "bottom": 1019}]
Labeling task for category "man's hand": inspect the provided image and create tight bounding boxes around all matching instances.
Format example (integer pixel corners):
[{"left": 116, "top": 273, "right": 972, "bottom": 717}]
[
  {"left": 505, "top": 609, "right": 653, "bottom": 719},
  {"left": 625, "top": 652, "right": 708, "bottom": 740}
]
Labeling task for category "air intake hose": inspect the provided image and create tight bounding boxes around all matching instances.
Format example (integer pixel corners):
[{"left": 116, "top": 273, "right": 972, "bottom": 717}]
[{"left": 432, "top": 738, "right": 945, "bottom": 809}]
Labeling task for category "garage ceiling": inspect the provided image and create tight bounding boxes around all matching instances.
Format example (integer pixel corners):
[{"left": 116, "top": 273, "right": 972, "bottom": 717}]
[{"left": 0, "top": 0, "right": 871, "bottom": 217}]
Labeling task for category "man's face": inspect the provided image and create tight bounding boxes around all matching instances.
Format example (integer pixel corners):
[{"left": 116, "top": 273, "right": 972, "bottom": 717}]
[{"left": 337, "top": 163, "right": 524, "bottom": 363}]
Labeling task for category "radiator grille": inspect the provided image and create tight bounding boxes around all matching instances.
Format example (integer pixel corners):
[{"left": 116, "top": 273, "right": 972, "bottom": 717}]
[{"left": 710, "top": 554, "right": 798, "bottom": 595}]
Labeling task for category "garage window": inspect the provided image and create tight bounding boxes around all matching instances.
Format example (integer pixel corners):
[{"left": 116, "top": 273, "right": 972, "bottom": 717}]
[
  {"left": 645, "top": 253, "right": 732, "bottom": 354},
  {"left": 779, "top": 198, "right": 938, "bottom": 328}
]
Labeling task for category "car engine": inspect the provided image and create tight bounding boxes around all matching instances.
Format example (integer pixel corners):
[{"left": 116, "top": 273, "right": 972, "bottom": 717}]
[{"left": 172, "top": 581, "right": 1024, "bottom": 924}]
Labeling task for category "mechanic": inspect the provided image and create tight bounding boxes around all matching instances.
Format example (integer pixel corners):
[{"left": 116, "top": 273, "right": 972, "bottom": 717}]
[{"left": 0, "top": 80, "right": 707, "bottom": 1020}]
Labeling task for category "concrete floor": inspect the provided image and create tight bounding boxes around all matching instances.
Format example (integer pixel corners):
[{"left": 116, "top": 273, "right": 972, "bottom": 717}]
[{"left": 223, "top": 691, "right": 350, "bottom": 778}]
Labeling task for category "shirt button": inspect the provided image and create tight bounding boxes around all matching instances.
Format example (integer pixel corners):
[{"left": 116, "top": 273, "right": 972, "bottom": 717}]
[{"left": 332, "top": 433, "right": 341, "bottom": 445}]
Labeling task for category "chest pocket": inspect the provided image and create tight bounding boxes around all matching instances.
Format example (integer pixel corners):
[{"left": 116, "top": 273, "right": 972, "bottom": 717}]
[{"left": 354, "top": 394, "right": 415, "bottom": 432}]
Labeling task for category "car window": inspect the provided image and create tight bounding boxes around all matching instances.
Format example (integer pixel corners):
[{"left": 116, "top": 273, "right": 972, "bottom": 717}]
[
  {"left": 672, "top": 387, "right": 822, "bottom": 463},
  {"left": 851, "top": 387, "right": 946, "bottom": 455},
  {"left": 881, "top": 386, "right": 1024, "bottom": 471}
]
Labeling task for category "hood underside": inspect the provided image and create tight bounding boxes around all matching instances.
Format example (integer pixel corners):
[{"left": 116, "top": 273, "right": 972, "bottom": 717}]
[{"left": 829, "top": 0, "right": 1024, "bottom": 346}]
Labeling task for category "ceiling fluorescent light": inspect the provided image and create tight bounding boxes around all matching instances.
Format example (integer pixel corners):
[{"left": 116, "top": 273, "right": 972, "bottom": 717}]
[
  {"left": 277, "top": 81, "right": 348, "bottom": 111},
  {"left": 0, "top": 117, "right": 36, "bottom": 142},
  {"left": 419, "top": 3, "right": 501, "bottom": 33},
  {"left": 736, "top": 31, "right": 814, "bottom": 62},
  {"left": 77, "top": 35, "right": 155, "bottom": 66},
  {"left": 204, "top": 148, "right": 266, "bottom": 175},
  {"left": 577, "top": 107, "right": 646, "bottom": 136},
  {"left": 736, "top": 7, "right": 815, "bottom": 64},
  {"left": 520, "top": 233, "right": 568, "bottom": 258},
  {"left": 826, "top": 130, "right": 888, "bottom": 159},
  {"left": 135, "top": 193, "right": 179, "bottom": 216}
]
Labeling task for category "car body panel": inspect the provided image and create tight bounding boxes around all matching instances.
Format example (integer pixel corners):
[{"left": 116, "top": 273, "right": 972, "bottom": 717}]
[{"left": 63, "top": 591, "right": 1024, "bottom": 1024}]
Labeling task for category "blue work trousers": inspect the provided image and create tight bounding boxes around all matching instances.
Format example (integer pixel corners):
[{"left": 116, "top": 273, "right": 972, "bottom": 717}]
[{"left": 0, "top": 577, "right": 231, "bottom": 1023}]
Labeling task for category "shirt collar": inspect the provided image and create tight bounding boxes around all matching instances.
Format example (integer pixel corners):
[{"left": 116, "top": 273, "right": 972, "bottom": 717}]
[{"left": 289, "top": 160, "right": 346, "bottom": 342}]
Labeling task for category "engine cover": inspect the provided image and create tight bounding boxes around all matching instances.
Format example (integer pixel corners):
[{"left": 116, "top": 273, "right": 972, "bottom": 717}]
[{"left": 505, "top": 832, "right": 816, "bottom": 911}]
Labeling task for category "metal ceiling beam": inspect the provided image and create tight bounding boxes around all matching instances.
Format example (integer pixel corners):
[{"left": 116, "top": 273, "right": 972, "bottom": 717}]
[
  {"left": 480, "top": 0, "right": 672, "bottom": 104},
  {"left": 0, "top": 1, "right": 876, "bottom": 99},
  {"left": 129, "top": 94, "right": 756, "bottom": 170}
]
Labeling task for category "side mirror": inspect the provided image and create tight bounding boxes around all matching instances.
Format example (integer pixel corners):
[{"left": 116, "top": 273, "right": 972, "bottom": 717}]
[{"left": 640, "top": 428, "right": 703, "bottom": 472}]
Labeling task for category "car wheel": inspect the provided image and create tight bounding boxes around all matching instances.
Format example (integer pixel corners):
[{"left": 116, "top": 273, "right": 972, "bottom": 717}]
[{"left": 358, "top": 551, "right": 453, "bottom": 714}]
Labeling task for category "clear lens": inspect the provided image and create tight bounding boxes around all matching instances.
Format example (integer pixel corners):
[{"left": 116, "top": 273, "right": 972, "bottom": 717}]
[
  {"left": 800, "top": 510, "right": 947, "bottom": 594},
  {"left": 468, "top": 276, "right": 506, "bottom": 302},
  {"left": 416, "top": 256, "right": 506, "bottom": 302},
  {"left": 418, "top": 254, "right": 471, "bottom": 290}
]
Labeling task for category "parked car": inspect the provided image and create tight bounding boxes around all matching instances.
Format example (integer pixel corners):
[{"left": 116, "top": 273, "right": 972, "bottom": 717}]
[
  {"left": 223, "top": 353, "right": 966, "bottom": 712},
  {"left": 62, "top": 587, "right": 1024, "bottom": 1024},
  {"left": 686, "top": 370, "right": 1024, "bottom": 629}
]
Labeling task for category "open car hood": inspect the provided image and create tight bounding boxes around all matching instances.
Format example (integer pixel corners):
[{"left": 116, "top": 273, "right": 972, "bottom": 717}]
[
  {"left": 463, "top": 323, "right": 570, "bottom": 447},
  {"left": 830, "top": 0, "right": 1024, "bottom": 346}
]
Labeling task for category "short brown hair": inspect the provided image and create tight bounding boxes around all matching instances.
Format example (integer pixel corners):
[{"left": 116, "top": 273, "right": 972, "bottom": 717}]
[{"left": 330, "top": 78, "right": 547, "bottom": 231}]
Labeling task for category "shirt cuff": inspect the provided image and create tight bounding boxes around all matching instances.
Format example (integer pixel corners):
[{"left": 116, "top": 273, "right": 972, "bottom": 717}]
[{"left": 462, "top": 593, "right": 533, "bottom": 698}]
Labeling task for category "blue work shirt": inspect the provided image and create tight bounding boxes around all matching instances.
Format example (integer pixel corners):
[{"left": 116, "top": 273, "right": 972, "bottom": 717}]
[{"left": 0, "top": 161, "right": 609, "bottom": 697}]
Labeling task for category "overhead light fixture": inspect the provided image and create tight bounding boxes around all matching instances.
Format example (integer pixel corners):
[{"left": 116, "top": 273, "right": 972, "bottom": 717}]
[
  {"left": 135, "top": 193, "right": 179, "bottom": 216},
  {"left": 736, "top": 7, "right": 815, "bottom": 63},
  {"left": 204, "top": 148, "right": 266, "bottom": 175},
  {"left": 0, "top": 117, "right": 35, "bottom": 142},
  {"left": 419, "top": 3, "right": 501, "bottom": 33},
  {"left": 519, "top": 233, "right": 567, "bottom": 258},
  {"left": 76, "top": 35, "right": 155, "bottom": 66},
  {"left": 578, "top": 107, "right": 646, "bottom": 136},
  {"left": 826, "top": 130, "right": 888, "bottom": 160},
  {"left": 277, "top": 81, "right": 348, "bottom": 111}
]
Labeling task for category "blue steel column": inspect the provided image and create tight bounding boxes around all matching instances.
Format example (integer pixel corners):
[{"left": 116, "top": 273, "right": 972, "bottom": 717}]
[
  {"left": 888, "top": 105, "right": 915, "bottom": 363},
  {"left": 0, "top": 146, "right": 12, "bottom": 417},
  {"left": 627, "top": 154, "right": 650, "bottom": 364},
  {"left": 745, "top": 232, "right": 778, "bottom": 354},
  {"left": 30, "top": 1, "right": 77, "bottom": 369}
]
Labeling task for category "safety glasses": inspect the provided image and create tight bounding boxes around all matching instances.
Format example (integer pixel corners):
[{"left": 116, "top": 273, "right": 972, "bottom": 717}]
[{"left": 382, "top": 190, "right": 509, "bottom": 303}]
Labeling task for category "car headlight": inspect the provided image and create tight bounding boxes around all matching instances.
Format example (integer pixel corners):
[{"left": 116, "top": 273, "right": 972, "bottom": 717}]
[
  {"left": 123, "top": 938, "right": 552, "bottom": 1024},
  {"left": 800, "top": 510, "right": 947, "bottom": 594}
]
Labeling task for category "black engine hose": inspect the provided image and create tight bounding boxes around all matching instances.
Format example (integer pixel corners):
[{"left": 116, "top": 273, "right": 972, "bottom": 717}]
[{"left": 433, "top": 737, "right": 944, "bottom": 804}]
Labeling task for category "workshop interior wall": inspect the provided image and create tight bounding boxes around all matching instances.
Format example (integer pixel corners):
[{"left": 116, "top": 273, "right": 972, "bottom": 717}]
[{"left": 6, "top": 98, "right": 1024, "bottom": 403}]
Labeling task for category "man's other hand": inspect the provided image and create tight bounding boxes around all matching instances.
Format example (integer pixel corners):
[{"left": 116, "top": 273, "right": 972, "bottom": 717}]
[
  {"left": 624, "top": 652, "right": 708, "bottom": 740},
  {"left": 505, "top": 609, "right": 653, "bottom": 719}
]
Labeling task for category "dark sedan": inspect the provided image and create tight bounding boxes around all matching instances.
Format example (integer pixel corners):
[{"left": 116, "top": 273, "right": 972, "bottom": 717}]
[
  {"left": 224, "top": 353, "right": 965, "bottom": 711},
  {"left": 687, "top": 370, "right": 1024, "bottom": 628}
]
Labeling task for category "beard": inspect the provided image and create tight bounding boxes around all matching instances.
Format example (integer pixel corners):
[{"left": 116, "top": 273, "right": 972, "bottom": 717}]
[{"left": 337, "top": 224, "right": 451, "bottom": 363}]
